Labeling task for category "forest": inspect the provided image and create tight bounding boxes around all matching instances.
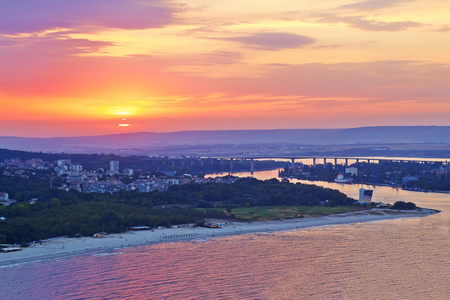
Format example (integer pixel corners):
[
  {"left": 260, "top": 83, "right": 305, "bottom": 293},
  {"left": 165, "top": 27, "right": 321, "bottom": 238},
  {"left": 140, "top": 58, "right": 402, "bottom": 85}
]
[{"left": 0, "top": 178, "right": 356, "bottom": 244}]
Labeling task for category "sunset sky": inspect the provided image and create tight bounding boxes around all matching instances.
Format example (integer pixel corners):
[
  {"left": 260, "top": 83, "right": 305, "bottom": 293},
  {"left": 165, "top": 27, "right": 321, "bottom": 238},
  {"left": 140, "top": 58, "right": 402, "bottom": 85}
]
[{"left": 1, "top": 0, "right": 449, "bottom": 137}]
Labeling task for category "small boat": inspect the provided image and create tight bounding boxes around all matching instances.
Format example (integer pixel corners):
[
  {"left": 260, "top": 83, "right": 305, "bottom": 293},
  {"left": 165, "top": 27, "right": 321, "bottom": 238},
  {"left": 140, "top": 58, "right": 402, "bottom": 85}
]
[
  {"left": 335, "top": 174, "right": 353, "bottom": 183},
  {"left": 2, "top": 247, "right": 22, "bottom": 253}
]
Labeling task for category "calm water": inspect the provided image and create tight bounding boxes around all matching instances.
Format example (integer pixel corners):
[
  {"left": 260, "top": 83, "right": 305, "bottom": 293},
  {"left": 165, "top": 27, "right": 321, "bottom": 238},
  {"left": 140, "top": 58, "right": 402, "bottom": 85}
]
[{"left": 1, "top": 169, "right": 449, "bottom": 299}]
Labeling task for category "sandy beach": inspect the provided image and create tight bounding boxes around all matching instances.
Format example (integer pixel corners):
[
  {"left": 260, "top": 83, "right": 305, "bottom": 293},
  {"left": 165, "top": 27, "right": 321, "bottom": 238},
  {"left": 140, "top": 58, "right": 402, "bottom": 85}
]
[{"left": 0, "top": 208, "right": 437, "bottom": 267}]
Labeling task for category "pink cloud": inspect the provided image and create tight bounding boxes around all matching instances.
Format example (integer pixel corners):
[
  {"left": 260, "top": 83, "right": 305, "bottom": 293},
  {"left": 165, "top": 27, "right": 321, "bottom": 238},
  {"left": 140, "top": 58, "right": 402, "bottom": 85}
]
[
  {"left": 172, "top": 60, "right": 450, "bottom": 105},
  {"left": 0, "top": 34, "right": 119, "bottom": 96},
  {"left": 0, "top": 0, "right": 173, "bottom": 34}
]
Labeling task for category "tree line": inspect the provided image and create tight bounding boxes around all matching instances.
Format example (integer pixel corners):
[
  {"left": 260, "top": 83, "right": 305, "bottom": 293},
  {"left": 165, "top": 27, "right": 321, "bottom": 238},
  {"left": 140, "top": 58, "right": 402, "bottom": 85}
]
[{"left": 0, "top": 178, "right": 355, "bottom": 244}]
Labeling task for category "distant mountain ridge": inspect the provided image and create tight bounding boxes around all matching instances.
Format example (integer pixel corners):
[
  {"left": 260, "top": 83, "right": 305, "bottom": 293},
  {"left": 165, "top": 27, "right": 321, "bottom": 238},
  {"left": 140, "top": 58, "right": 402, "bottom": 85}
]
[{"left": 0, "top": 126, "right": 449, "bottom": 153}]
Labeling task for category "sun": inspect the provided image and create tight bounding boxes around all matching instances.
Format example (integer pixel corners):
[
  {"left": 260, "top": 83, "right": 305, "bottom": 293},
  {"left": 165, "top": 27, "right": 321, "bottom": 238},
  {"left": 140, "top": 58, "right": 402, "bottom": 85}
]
[
  {"left": 100, "top": 105, "right": 140, "bottom": 128},
  {"left": 119, "top": 118, "right": 130, "bottom": 127}
]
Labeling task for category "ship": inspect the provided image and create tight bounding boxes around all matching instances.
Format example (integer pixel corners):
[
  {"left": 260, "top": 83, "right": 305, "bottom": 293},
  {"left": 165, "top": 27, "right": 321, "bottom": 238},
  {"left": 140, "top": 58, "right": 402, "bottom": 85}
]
[{"left": 334, "top": 173, "right": 353, "bottom": 183}]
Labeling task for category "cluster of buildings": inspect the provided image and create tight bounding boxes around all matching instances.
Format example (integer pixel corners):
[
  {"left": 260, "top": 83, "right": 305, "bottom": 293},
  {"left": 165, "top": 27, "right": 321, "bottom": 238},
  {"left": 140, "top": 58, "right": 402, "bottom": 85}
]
[
  {"left": 280, "top": 164, "right": 359, "bottom": 179},
  {"left": 55, "top": 159, "right": 222, "bottom": 194},
  {"left": 1, "top": 158, "right": 50, "bottom": 178},
  {"left": 78, "top": 176, "right": 227, "bottom": 194},
  {"left": 1, "top": 157, "right": 235, "bottom": 198}
]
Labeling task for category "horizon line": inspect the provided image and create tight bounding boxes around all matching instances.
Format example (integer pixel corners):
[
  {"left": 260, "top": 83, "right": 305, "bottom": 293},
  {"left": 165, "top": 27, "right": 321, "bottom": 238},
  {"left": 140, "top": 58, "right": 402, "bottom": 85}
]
[{"left": 0, "top": 125, "right": 449, "bottom": 139}]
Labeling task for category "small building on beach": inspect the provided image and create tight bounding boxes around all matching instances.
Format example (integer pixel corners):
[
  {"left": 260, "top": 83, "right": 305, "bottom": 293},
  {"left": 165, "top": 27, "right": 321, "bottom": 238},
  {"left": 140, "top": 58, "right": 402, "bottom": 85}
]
[
  {"left": 359, "top": 188, "right": 373, "bottom": 204},
  {"left": 128, "top": 226, "right": 151, "bottom": 231}
]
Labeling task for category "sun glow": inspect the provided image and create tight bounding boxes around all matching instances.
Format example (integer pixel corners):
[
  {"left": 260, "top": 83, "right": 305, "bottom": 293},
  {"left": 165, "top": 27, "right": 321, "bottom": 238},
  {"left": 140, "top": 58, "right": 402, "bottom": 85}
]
[{"left": 106, "top": 106, "right": 140, "bottom": 116}]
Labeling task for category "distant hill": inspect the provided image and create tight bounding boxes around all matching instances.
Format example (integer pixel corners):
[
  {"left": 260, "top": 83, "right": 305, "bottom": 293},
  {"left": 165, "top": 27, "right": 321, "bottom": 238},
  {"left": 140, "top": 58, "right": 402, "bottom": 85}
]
[{"left": 0, "top": 126, "right": 449, "bottom": 154}]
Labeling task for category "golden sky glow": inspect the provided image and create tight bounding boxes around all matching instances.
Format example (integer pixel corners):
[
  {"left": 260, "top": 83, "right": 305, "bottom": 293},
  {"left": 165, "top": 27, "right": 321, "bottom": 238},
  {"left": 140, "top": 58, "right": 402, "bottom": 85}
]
[{"left": 0, "top": 0, "right": 449, "bottom": 137}]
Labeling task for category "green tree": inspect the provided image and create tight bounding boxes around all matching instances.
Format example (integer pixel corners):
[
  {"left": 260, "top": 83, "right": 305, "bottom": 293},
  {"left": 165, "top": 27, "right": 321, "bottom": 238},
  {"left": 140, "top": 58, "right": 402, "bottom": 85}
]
[
  {"left": 100, "top": 209, "right": 121, "bottom": 231},
  {"left": 0, "top": 233, "right": 7, "bottom": 244},
  {"left": 50, "top": 198, "right": 61, "bottom": 207}
]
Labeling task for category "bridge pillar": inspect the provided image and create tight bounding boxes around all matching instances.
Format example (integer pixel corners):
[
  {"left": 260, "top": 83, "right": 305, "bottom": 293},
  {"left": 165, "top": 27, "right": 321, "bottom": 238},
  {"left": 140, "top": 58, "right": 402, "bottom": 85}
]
[
  {"left": 367, "top": 159, "right": 370, "bottom": 164},
  {"left": 345, "top": 158, "right": 348, "bottom": 166},
  {"left": 291, "top": 158, "right": 295, "bottom": 168},
  {"left": 250, "top": 159, "right": 255, "bottom": 174},
  {"left": 312, "top": 158, "right": 316, "bottom": 166},
  {"left": 229, "top": 158, "right": 233, "bottom": 175},
  {"left": 356, "top": 159, "right": 359, "bottom": 163},
  {"left": 335, "top": 158, "right": 338, "bottom": 166},
  {"left": 323, "top": 158, "right": 327, "bottom": 166}
]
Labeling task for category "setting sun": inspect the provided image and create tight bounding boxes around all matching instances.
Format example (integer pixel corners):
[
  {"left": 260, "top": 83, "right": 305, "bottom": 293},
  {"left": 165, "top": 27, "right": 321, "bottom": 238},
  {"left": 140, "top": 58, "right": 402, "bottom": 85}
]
[{"left": 119, "top": 118, "right": 131, "bottom": 127}]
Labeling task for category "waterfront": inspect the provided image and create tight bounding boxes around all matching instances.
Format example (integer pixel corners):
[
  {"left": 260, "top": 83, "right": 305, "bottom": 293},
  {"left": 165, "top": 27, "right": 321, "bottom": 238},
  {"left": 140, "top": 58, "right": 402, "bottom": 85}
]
[{"left": 1, "top": 169, "right": 449, "bottom": 299}]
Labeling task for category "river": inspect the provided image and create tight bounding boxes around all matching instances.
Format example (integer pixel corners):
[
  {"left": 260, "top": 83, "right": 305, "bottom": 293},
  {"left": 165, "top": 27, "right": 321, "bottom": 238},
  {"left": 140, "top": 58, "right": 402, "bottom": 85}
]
[{"left": 0, "top": 169, "right": 449, "bottom": 299}]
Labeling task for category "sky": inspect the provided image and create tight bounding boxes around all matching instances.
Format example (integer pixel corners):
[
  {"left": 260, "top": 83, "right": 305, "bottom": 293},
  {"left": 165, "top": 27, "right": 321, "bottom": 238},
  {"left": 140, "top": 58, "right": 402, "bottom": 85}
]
[{"left": 1, "top": 0, "right": 449, "bottom": 137}]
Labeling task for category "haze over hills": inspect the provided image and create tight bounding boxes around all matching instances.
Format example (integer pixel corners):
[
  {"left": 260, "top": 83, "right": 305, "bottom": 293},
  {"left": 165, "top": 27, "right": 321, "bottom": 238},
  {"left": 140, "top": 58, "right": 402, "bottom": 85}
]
[{"left": 0, "top": 126, "right": 449, "bottom": 155}]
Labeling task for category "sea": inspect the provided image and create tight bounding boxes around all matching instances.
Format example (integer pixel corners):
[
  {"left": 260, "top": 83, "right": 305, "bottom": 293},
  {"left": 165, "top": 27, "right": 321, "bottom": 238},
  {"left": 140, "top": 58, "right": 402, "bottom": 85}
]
[{"left": 0, "top": 168, "right": 449, "bottom": 299}]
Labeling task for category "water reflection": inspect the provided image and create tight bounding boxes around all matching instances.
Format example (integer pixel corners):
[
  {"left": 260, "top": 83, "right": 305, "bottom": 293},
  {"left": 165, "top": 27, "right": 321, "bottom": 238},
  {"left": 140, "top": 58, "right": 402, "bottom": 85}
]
[
  {"left": 1, "top": 169, "right": 449, "bottom": 299},
  {"left": 208, "top": 168, "right": 449, "bottom": 211}
]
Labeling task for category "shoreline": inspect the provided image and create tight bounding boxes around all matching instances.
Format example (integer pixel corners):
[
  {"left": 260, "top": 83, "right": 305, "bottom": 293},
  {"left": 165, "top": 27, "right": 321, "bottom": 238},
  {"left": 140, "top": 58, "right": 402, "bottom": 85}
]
[
  {"left": 288, "top": 176, "right": 450, "bottom": 194},
  {"left": 0, "top": 208, "right": 438, "bottom": 267}
]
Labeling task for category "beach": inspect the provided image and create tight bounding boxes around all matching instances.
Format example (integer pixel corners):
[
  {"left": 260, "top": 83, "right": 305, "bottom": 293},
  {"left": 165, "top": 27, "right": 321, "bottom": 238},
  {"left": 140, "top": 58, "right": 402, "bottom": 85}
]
[{"left": 0, "top": 208, "right": 437, "bottom": 267}]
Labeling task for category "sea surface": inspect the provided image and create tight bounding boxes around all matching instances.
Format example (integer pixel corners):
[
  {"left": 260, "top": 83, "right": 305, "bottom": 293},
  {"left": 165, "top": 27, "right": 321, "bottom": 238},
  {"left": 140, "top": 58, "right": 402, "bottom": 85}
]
[{"left": 1, "top": 169, "right": 449, "bottom": 299}]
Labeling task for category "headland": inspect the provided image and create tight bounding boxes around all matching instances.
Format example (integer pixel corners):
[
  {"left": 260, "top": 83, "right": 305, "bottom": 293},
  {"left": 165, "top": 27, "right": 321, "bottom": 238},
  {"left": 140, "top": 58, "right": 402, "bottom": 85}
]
[{"left": 0, "top": 208, "right": 438, "bottom": 267}]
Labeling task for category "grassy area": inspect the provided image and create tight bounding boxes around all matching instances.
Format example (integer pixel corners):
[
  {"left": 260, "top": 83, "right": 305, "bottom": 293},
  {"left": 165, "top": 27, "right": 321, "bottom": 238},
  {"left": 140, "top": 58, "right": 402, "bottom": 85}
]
[
  {"left": 197, "top": 205, "right": 365, "bottom": 221},
  {"left": 228, "top": 206, "right": 364, "bottom": 221}
]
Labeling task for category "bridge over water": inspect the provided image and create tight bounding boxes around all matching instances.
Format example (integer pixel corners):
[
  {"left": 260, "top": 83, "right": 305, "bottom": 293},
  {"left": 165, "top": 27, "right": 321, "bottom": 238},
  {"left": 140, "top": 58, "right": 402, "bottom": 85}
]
[
  {"left": 145, "top": 156, "right": 448, "bottom": 174},
  {"left": 212, "top": 156, "right": 449, "bottom": 173}
]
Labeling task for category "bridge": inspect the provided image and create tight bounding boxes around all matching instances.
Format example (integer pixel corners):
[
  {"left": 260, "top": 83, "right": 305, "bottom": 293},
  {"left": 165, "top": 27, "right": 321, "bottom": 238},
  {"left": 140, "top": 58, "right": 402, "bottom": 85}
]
[
  {"left": 212, "top": 155, "right": 449, "bottom": 173},
  {"left": 144, "top": 156, "right": 449, "bottom": 174}
]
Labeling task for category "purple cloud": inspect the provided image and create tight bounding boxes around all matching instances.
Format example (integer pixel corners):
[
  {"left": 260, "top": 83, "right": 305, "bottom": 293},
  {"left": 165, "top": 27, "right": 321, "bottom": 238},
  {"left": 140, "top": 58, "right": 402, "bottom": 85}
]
[
  {"left": 433, "top": 26, "right": 450, "bottom": 32},
  {"left": 0, "top": 0, "right": 173, "bottom": 34},
  {"left": 339, "top": 0, "right": 416, "bottom": 11},
  {"left": 313, "top": 14, "right": 423, "bottom": 31},
  {"left": 218, "top": 32, "right": 315, "bottom": 50}
]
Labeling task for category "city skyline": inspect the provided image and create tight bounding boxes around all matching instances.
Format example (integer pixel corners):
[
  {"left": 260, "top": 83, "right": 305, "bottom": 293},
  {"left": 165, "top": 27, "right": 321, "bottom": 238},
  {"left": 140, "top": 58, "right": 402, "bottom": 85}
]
[{"left": 1, "top": 0, "right": 449, "bottom": 137}]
